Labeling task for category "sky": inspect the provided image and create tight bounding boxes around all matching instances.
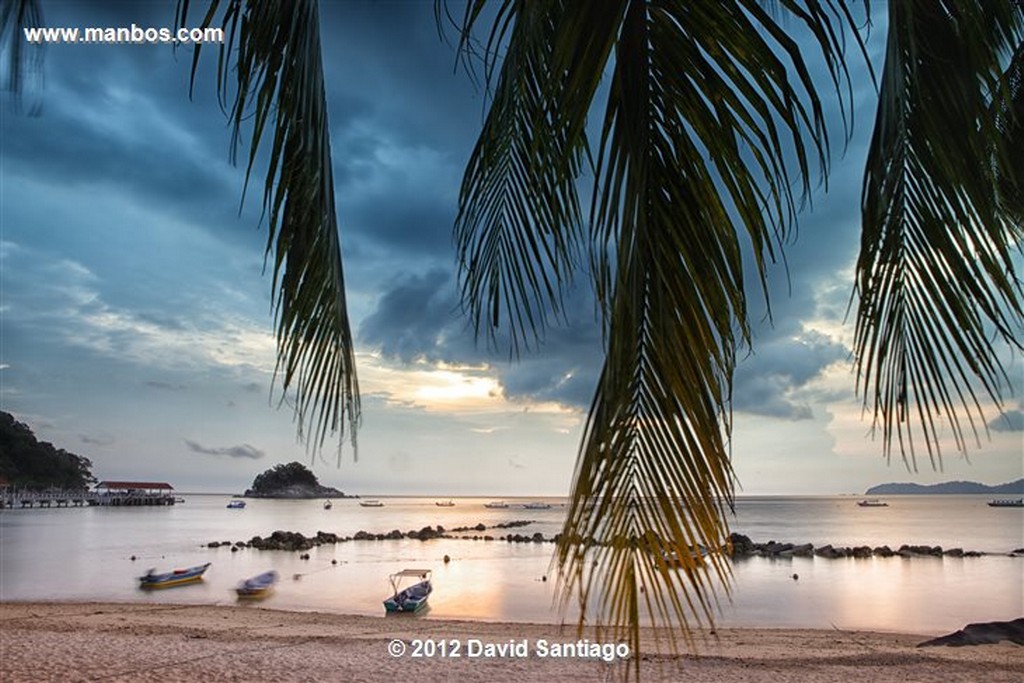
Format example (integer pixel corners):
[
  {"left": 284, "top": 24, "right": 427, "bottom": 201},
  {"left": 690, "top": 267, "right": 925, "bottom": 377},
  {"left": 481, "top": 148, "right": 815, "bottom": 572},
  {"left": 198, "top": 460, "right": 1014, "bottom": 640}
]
[{"left": 1, "top": 2, "right": 1021, "bottom": 496}]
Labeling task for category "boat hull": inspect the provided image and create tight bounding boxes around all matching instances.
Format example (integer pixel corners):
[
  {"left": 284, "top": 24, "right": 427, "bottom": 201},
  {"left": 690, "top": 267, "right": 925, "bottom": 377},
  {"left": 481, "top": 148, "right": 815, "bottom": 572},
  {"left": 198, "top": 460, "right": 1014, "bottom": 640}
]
[
  {"left": 383, "top": 578, "right": 432, "bottom": 613},
  {"left": 236, "top": 570, "right": 278, "bottom": 599},
  {"left": 139, "top": 563, "right": 211, "bottom": 589}
]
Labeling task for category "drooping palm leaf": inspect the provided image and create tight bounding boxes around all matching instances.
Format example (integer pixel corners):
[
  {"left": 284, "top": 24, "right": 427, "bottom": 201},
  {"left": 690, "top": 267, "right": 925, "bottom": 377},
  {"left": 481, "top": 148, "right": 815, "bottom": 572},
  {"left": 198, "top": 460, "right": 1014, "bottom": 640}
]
[
  {"left": 993, "top": 24, "right": 1024, "bottom": 223},
  {"left": 452, "top": 0, "right": 593, "bottom": 356},
  {"left": 176, "top": 0, "right": 359, "bottom": 459},
  {"left": 451, "top": 0, "right": 863, "bottom": 662},
  {"left": 856, "top": 1, "right": 1024, "bottom": 469},
  {"left": 0, "top": 0, "right": 43, "bottom": 114}
]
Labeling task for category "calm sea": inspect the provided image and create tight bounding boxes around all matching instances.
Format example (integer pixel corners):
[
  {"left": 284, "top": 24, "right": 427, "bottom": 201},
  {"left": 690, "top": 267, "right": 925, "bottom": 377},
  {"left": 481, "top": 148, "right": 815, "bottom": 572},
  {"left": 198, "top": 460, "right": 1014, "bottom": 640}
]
[{"left": 1, "top": 494, "right": 1020, "bottom": 635}]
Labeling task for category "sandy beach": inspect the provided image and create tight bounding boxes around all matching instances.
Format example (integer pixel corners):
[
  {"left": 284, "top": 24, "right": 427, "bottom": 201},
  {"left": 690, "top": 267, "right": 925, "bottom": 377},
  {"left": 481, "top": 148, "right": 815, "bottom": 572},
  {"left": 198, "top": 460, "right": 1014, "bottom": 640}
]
[{"left": 1, "top": 602, "right": 1021, "bottom": 682}]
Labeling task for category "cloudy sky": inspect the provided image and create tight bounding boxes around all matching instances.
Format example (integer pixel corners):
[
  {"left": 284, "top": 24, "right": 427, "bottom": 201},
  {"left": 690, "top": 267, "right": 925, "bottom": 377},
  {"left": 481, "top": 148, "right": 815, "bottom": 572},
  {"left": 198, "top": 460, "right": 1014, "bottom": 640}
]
[{"left": 2, "top": 2, "right": 1021, "bottom": 496}]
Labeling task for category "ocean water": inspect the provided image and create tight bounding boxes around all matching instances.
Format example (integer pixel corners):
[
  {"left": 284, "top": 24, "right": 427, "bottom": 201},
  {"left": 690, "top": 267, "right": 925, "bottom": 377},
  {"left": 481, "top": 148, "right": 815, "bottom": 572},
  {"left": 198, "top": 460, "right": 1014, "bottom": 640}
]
[{"left": 0, "top": 494, "right": 1020, "bottom": 635}]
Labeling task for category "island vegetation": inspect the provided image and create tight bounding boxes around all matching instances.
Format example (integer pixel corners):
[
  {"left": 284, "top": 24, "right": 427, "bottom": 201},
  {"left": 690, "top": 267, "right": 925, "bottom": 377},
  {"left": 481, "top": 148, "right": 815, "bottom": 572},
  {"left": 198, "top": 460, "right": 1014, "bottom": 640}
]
[
  {"left": 0, "top": 412, "right": 96, "bottom": 490},
  {"left": 865, "top": 479, "right": 1024, "bottom": 495},
  {"left": 243, "top": 461, "right": 346, "bottom": 499}
]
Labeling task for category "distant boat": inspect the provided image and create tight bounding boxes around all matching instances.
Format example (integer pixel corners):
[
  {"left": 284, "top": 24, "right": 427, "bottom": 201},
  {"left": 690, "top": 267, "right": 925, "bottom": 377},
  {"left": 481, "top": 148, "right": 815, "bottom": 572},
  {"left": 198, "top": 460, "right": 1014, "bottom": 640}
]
[
  {"left": 435, "top": 500, "right": 455, "bottom": 507},
  {"left": 857, "top": 499, "right": 889, "bottom": 507},
  {"left": 987, "top": 499, "right": 1023, "bottom": 508},
  {"left": 360, "top": 499, "right": 384, "bottom": 507},
  {"left": 323, "top": 500, "right": 333, "bottom": 510},
  {"left": 523, "top": 501, "right": 552, "bottom": 510},
  {"left": 226, "top": 499, "right": 246, "bottom": 509},
  {"left": 484, "top": 501, "right": 509, "bottom": 509},
  {"left": 235, "top": 570, "right": 278, "bottom": 600},
  {"left": 139, "top": 562, "right": 211, "bottom": 589},
  {"left": 383, "top": 569, "right": 432, "bottom": 613}
]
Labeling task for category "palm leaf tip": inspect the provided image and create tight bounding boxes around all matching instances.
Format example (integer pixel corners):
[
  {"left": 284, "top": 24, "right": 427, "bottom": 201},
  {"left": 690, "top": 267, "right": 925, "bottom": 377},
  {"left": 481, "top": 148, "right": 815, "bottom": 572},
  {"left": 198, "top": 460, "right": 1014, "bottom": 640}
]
[{"left": 177, "top": 0, "right": 360, "bottom": 457}]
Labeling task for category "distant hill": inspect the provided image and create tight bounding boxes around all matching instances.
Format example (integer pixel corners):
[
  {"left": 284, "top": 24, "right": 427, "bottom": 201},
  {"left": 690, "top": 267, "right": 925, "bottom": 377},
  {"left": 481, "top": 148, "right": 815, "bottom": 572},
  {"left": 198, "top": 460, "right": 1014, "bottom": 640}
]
[
  {"left": 0, "top": 412, "right": 96, "bottom": 490},
  {"left": 865, "top": 479, "right": 1024, "bottom": 495},
  {"left": 244, "top": 461, "right": 347, "bottom": 499}
]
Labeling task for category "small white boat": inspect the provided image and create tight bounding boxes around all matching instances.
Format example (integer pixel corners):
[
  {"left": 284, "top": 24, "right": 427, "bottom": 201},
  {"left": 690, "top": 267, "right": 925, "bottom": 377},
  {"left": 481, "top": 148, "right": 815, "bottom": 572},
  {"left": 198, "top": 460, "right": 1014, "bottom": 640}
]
[
  {"left": 857, "top": 499, "right": 888, "bottom": 507},
  {"left": 323, "top": 499, "right": 333, "bottom": 510},
  {"left": 360, "top": 499, "right": 384, "bottom": 508},
  {"left": 484, "top": 501, "right": 509, "bottom": 509},
  {"left": 435, "top": 500, "right": 455, "bottom": 507},
  {"left": 236, "top": 570, "right": 278, "bottom": 600},
  {"left": 523, "top": 501, "right": 552, "bottom": 510},
  {"left": 383, "top": 569, "right": 432, "bottom": 613},
  {"left": 226, "top": 499, "right": 246, "bottom": 509}
]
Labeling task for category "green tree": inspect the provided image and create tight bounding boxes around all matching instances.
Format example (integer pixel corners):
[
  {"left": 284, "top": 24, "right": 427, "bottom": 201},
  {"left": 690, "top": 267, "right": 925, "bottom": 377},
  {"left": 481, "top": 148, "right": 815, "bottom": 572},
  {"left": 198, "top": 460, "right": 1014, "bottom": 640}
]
[
  {"left": 249, "top": 461, "right": 321, "bottom": 494},
  {"left": 0, "top": 412, "right": 97, "bottom": 490},
  {"left": 3, "top": 0, "right": 1022, "bottom": 665}
]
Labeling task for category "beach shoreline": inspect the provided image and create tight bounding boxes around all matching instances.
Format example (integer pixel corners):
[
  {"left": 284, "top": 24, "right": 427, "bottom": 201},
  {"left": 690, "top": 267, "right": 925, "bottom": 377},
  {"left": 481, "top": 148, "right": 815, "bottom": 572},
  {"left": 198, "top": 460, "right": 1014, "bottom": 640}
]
[{"left": 2, "top": 601, "right": 1021, "bottom": 682}]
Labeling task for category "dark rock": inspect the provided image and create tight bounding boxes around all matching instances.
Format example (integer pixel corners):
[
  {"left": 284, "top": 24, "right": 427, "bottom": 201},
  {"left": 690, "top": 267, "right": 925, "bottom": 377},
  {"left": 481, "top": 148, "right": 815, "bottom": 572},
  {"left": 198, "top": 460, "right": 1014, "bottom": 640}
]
[
  {"left": 852, "top": 546, "right": 873, "bottom": 558},
  {"left": 873, "top": 545, "right": 894, "bottom": 557},
  {"left": 918, "top": 619, "right": 1024, "bottom": 647},
  {"left": 944, "top": 548, "right": 964, "bottom": 557},
  {"left": 728, "top": 533, "right": 755, "bottom": 555}
]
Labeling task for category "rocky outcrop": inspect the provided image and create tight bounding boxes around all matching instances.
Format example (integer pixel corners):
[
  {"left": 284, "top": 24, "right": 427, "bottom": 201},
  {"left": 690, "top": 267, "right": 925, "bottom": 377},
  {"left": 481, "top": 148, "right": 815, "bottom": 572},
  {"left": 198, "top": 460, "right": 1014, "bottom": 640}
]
[
  {"left": 243, "top": 483, "right": 345, "bottom": 499},
  {"left": 728, "top": 533, "right": 994, "bottom": 559},
  {"left": 206, "top": 521, "right": 555, "bottom": 551},
  {"left": 243, "top": 462, "right": 347, "bottom": 499},
  {"left": 918, "top": 619, "right": 1024, "bottom": 647}
]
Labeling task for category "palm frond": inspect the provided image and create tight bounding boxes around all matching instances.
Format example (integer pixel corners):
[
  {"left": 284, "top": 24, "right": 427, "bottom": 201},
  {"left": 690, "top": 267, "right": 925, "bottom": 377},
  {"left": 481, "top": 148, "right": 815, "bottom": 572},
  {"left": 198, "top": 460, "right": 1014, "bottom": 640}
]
[
  {"left": 561, "top": 0, "right": 860, "bottom": 660},
  {"left": 176, "top": 0, "right": 359, "bottom": 459},
  {"left": 450, "top": 0, "right": 596, "bottom": 356},
  {"left": 856, "top": 0, "right": 1024, "bottom": 469},
  {"left": 0, "top": 0, "right": 44, "bottom": 114},
  {"left": 993, "top": 21, "right": 1024, "bottom": 223},
  {"left": 453, "top": 0, "right": 862, "bottom": 663}
]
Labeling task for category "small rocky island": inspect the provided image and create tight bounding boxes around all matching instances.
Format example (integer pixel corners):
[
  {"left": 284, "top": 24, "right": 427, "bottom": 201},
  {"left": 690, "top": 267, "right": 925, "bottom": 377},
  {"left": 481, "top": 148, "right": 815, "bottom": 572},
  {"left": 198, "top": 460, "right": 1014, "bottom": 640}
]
[{"left": 243, "top": 461, "right": 347, "bottom": 499}]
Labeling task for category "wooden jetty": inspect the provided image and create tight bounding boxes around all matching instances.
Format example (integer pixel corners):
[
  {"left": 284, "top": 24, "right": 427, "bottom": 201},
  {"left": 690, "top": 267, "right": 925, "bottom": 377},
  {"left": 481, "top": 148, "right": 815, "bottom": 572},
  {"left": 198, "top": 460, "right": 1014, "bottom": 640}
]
[{"left": 0, "top": 481, "right": 177, "bottom": 509}]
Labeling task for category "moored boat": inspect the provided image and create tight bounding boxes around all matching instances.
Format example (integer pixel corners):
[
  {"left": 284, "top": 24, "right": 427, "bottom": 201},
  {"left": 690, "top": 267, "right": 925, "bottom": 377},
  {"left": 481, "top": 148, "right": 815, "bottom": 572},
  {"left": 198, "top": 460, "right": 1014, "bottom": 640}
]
[
  {"left": 523, "top": 501, "right": 552, "bottom": 510},
  {"left": 484, "top": 501, "right": 509, "bottom": 509},
  {"left": 383, "top": 569, "right": 432, "bottom": 613},
  {"left": 226, "top": 499, "right": 246, "bottom": 509},
  {"left": 360, "top": 499, "right": 384, "bottom": 507},
  {"left": 857, "top": 499, "right": 888, "bottom": 507},
  {"left": 324, "top": 499, "right": 333, "bottom": 509},
  {"left": 987, "top": 499, "right": 1023, "bottom": 508},
  {"left": 235, "top": 570, "right": 278, "bottom": 599},
  {"left": 435, "top": 500, "right": 455, "bottom": 507},
  {"left": 139, "top": 562, "right": 211, "bottom": 589}
]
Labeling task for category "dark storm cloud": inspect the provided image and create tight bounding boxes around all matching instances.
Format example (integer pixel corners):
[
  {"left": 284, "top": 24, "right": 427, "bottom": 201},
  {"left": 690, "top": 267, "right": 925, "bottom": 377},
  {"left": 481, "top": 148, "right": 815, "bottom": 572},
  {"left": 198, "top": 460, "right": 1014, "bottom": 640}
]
[
  {"left": 144, "top": 380, "right": 186, "bottom": 391},
  {"left": 988, "top": 409, "right": 1024, "bottom": 433},
  {"left": 80, "top": 434, "right": 114, "bottom": 446},
  {"left": 185, "top": 439, "right": 265, "bottom": 460},
  {"left": 361, "top": 268, "right": 603, "bottom": 409}
]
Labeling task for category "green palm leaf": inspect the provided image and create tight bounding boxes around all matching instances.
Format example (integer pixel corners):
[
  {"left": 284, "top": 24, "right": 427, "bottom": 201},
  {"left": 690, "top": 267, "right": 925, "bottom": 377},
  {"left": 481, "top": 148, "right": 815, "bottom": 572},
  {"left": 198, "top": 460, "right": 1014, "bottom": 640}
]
[
  {"left": 451, "top": 0, "right": 862, "bottom": 660},
  {"left": 176, "top": 0, "right": 359, "bottom": 459},
  {"left": 856, "top": 0, "right": 1024, "bottom": 469}
]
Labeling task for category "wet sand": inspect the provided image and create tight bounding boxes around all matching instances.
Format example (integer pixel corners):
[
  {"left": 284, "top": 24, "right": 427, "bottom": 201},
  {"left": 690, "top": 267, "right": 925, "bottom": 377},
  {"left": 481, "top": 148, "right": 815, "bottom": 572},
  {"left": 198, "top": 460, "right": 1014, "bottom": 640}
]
[{"left": 1, "top": 601, "right": 1021, "bottom": 682}]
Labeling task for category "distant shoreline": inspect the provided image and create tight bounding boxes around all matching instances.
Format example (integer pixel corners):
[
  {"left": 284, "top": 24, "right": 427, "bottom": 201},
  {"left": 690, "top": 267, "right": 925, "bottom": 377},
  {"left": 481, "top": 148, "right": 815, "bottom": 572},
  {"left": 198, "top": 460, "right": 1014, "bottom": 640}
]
[{"left": 2, "top": 601, "right": 1021, "bottom": 682}]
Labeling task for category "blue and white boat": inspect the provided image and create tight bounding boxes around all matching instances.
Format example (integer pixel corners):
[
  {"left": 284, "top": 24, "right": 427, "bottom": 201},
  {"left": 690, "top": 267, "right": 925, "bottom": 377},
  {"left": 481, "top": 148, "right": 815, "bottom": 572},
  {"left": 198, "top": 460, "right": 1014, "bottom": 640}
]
[
  {"left": 383, "top": 569, "right": 432, "bottom": 613},
  {"left": 139, "top": 562, "right": 211, "bottom": 589},
  {"left": 236, "top": 570, "right": 278, "bottom": 599},
  {"left": 226, "top": 499, "right": 246, "bottom": 509}
]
